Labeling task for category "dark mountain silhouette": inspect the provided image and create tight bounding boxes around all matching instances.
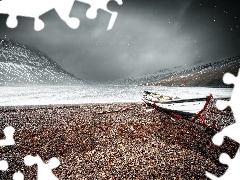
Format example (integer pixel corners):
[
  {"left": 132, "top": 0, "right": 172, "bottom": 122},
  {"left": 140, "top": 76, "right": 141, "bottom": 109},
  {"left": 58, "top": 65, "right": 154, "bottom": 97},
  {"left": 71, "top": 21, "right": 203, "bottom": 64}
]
[{"left": 111, "top": 56, "right": 240, "bottom": 87}]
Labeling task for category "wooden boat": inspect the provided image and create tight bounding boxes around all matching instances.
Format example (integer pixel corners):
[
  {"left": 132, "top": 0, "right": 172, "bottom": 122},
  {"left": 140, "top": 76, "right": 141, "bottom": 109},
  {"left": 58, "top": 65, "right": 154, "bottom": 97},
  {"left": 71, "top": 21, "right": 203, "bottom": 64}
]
[
  {"left": 143, "top": 91, "right": 220, "bottom": 131},
  {"left": 143, "top": 90, "right": 208, "bottom": 115},
  {"left": 143, "top": 91, "right": 180, "bottom": 103}
]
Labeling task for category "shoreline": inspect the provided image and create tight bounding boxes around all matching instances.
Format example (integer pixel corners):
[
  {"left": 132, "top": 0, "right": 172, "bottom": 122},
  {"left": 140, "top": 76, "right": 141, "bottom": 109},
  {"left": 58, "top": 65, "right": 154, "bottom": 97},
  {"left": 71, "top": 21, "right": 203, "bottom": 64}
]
[
  {"left": 0, "top": 102, "right": 239, "bottom": 179},
  {"left": 0, "top": 101, "right": 143, "bottom": 110}
]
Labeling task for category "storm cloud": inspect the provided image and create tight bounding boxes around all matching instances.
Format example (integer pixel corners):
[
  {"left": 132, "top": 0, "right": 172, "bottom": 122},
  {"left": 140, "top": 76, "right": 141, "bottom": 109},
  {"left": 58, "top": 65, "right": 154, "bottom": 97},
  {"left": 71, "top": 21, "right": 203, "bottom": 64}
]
[{"left": 0, "top": 0, "right": 239, "bottom": 82}]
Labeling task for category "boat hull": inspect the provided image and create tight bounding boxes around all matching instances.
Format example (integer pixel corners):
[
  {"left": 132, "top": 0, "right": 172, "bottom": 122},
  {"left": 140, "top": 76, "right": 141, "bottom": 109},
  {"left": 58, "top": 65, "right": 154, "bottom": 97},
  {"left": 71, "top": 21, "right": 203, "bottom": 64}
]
[{"left": 155, "top": 101, "right": 206, "bottom": 114}]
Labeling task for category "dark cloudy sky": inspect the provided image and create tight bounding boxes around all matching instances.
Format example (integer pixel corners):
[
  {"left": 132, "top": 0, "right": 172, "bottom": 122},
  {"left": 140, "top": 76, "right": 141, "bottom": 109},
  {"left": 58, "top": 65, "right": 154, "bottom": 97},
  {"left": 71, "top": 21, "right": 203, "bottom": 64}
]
[{"left": 0, "top": 0, "right": 240, "bottom": 82}]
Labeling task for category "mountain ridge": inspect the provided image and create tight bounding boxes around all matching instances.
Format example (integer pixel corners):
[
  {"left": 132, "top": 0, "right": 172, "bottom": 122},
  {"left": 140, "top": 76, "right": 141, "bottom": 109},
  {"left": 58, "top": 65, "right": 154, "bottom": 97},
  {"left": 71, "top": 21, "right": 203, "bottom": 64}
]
[
  {"left": 110, "top": 56, "right": 240, "bottom": 87},
  {"left": 0, "top": 39, "right": 84, "bottom": 86}
]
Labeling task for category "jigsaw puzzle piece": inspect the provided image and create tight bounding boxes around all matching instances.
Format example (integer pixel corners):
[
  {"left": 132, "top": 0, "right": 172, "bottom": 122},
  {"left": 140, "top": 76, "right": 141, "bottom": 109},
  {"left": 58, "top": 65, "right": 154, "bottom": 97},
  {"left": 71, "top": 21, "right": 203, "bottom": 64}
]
[
  {"left": 207, "top": 69, "right": 240, "bottom": 178},
  {"left": 13, "top": 171, "right": 24, "bottom": 180},
  {"left": 0, "top": 0, "right": 18, "bottom": 28},
  {"left": 0, "top": 0, "right": 47, "bottom": 30},
  {"left": 212, "top": 123, "right": 240, "bottom": 146},
  {"left": 76, "top": 0, "right": 123, "bottom": 30},
  {"left": 206, "top": 148, "right": 240, "bottom": 180},
  {"left": 107, "top": 0, "right": 124, "bottom": 11},
  {"left": 0, "top": 160, "right": 8, "bottom": 171},
  {"left": 53, "top": 0, "right": 80, "bottom": 29},
  {"left": 0, "top": 0, "right": 79, "bottom": 31},
  {"left": 24, "top": 155, "right": 60, "bottom": 180},
  {"left": 0, "top": 161, "right": 24, "bottom": 179},
  {"left": 213, "top": 70, "right": 240, "bottom": 146},
  {"left": 0, "top": 126, "right": 15, "bottom": 146},
  {"left": 220, "top": 71, "right": 240, "bottom": 119}
]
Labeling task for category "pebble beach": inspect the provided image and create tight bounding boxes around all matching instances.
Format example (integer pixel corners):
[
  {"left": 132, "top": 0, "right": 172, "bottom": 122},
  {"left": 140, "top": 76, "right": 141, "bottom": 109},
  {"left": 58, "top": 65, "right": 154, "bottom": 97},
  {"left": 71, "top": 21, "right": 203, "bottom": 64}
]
[{"left": 0, "top": 100, "right": 239, "bottom": 179}]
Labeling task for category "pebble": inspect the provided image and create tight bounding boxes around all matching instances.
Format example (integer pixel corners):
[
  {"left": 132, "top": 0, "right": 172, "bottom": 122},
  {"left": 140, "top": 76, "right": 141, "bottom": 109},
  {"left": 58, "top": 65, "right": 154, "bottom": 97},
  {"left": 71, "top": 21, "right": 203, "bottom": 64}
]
[{"left": 0, "top": 101, "right": 239, "bottom": 179}]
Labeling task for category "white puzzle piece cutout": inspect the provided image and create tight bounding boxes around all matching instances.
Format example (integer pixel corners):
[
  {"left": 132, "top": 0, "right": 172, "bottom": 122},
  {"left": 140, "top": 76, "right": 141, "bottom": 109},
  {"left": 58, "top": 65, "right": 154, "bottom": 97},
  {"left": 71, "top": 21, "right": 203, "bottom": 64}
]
[
  {"left": 0, "top": 0, "right": 79, "bottom": 31},
  {"left": 206, "top": 148, "right": 240, "bottom": 180},
  {"left": 0, "top": 0, "right": 123, "bottom": 31},
  {"left": 24, "top": 155, "right": 60, "bottom": 180},
  {"left": 76, "top": 0, "right": 123, "bottom": 30},
  {"left": 0, "top": 160, "right": 8, "bottom": 171},
  {"left": 0, "top": 126, "right": 23, "bottom": 180},
  {"left": 212, "top": 70, "right": 240, "bottom": 146},
  {"left": 0, "top": 126, "right": 15, "bottom": 146},
  {"left": 13, "top": 171, "right": 24, "bottom": 180},
  {"left": 206, "top": 69, "right": 240, "bottom": 179},
  {"left": 0, "top": 126, "right": 14, "bottom": 179}
]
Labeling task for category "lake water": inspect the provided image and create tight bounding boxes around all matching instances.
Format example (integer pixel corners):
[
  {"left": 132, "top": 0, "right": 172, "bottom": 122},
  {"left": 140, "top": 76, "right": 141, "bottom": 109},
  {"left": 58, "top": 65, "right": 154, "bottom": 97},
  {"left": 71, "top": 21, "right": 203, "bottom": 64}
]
[{"left": 0, "top": 85, "right": 232, "bottom": 106}]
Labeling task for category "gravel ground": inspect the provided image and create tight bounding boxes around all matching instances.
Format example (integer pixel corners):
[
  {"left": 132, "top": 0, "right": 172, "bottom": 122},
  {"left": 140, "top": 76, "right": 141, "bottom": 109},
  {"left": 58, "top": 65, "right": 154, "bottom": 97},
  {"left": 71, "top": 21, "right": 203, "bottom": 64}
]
[{"left": 0, "top": 100, "right": 239, "bottom": 179}]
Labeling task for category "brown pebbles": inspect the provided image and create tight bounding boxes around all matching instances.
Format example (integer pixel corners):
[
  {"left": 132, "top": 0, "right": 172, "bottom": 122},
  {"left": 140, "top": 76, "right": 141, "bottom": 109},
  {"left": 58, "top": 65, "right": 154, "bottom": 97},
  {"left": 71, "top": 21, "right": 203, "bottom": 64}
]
[{"left": 0, "top": 101, "right": 239, "bottom": 179}]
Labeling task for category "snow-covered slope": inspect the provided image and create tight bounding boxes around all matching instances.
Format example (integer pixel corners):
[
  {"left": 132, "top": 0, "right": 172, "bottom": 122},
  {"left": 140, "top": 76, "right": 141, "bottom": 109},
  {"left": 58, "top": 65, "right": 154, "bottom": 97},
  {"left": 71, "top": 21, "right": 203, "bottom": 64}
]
[
  {"left": 111, "top": 56, "right": 240, "bottom": 87},
  {"left": 153, "top": 56, "right": 240, "bottom": 87},
  {"left": 110, "top": 66, "right": 184, "bottom": 86},
  {"left": 0, "top": 39, "right": 84, "bottom": 86}
]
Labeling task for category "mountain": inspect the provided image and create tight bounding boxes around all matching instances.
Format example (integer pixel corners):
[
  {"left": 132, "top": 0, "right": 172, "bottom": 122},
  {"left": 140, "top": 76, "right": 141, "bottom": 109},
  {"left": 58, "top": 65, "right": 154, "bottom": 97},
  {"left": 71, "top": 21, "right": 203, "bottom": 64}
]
[
  {"left": 111, "top": 56, "right": 240, "bottom": 87},
  {"left": 0, "top": 39, "right": 84, "bottom": 86}
]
